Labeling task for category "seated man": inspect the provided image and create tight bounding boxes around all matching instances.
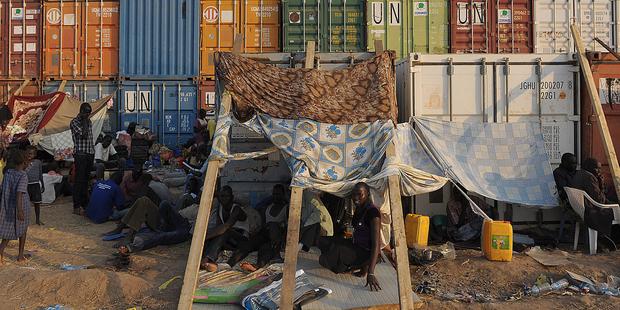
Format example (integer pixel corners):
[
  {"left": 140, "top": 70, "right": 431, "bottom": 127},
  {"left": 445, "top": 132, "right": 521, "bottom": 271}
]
[
  {"left": 573, "top": 158, "right": 608, "bottom": 204},
  {"left": 200, "top": 186, "right": 253, "bottom": 271},
  {"left": 255, "top": 184, "right": 289, "bottom": 268},
  {"left": 446, "top": 184, "right": 491, "bottom": 242},
  {"left": 554, "top": 153, "right": 578, "bottom": 204},
  {"left": 86, "top": 172, "right": 125, "bottom": 224},
  {"left": 318, "top": 182, "right": 382, "bottom": 291},
  {"left": 146, "top": 174, "right": 174, "bottom": 203},
  {"left": 94, "top": 135, "right": 125, "bottom": 179},
  {"left": 300, "top": 190, "right": 332, "bottom": 251}
]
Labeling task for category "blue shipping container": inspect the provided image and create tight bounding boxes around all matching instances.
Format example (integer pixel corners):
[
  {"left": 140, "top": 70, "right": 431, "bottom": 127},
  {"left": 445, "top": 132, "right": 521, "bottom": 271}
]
[
  {"left": 119, "top": 80, "right": 197, "bottom": 148},
  {"left": 119, "top": 0, "right": 200, "bottom": 78},
  {"left": 43, "top": 81, "right": 119, "bottom": 134}
]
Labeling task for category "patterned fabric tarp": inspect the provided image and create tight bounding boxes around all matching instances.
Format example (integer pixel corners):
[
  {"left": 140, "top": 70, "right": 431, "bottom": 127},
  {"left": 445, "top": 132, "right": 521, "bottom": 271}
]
[
  {"left": 4, "top": 92, "right": 65, "bottom": 142},
  {"left": 414, "top": 117, "right": 559, "bottom": 207},
  {"left": 215, "top": 51, "right": 397, "bottom": 124}
]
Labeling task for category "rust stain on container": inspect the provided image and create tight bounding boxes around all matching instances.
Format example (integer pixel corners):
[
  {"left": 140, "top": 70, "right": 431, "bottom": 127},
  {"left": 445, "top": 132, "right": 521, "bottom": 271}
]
[
  {"left": 582, "top": 52, "right": 620, "bottom": 193},
  {"left": 449, "top": 0, "right": 533, "bottom": 53},
  {"left": 0, "top": 0, "right": 42, "bottom": 79},
  {"left": 43, "top": 0, "right": 118, "bottom": 80},
  {"left": 200, "top": 0, "right": 281, "bottom": 78}
]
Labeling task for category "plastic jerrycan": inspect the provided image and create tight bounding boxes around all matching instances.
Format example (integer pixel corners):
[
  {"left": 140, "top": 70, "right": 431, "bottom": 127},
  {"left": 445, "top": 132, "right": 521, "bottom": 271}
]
[
  {"left": 482, "top": 220, "right": 513, "bottom": 262},
  {"left": 405, "top": 214, "right": 430, "bottom": 248}
]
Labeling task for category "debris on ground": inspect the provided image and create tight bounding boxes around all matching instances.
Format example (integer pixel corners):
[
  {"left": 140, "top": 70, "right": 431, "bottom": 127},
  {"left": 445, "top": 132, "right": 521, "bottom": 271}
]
[
  {"left": 525, "top": 246, "right": 571, "bottom": 267},
  {"left": 524, "top": 271, "right": 620, "bottom": 297},
  {"left": 158, "top": 275, "right": 181, "bottom": 291}
]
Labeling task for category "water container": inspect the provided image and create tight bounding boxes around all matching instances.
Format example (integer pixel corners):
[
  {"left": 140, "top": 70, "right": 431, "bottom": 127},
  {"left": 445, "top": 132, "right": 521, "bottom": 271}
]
[
  {"left": 482, "top": 220, "right": 513, "bottom": 262},
  {"left": 405, "top": 214, "right": 430, "bottom": 248}
]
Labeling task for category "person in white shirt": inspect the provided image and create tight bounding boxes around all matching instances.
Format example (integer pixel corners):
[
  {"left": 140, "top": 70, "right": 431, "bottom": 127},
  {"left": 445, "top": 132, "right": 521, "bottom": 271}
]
[{"left": 95, "top": 135, "right": 125, "bottom": 179}]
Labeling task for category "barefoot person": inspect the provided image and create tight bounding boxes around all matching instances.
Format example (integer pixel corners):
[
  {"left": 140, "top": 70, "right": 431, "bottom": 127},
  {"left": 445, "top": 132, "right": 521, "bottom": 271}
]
[
  {"left": 25, "top": 146, "right": 44, "bottom": 225},
  {"left": 318, "top": 182, "right": 382, "bottom": 291},
  {"left": 0, "top": 149, "right": 31, "bottom": 264}
]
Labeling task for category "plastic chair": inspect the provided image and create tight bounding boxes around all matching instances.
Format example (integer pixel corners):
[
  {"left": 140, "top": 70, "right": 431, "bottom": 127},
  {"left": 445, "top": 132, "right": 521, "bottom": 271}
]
[{"left": 564, "top": 187, "right": 620, "bottom": 254}]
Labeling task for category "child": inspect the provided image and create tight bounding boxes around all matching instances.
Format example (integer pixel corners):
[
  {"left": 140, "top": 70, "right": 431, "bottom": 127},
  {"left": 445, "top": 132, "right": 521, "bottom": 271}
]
[
  {"left": 0, "top": 148, "right": 31, "bottom": 264},
  {"left": 25, "top": 146, "right": 44, "bottom": 225}
]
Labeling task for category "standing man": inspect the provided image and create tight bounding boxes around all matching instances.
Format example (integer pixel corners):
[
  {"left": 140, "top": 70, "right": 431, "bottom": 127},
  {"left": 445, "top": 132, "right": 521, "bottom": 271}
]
[{"left": 70, "top": 103, "right": 95, "bottom": 215}]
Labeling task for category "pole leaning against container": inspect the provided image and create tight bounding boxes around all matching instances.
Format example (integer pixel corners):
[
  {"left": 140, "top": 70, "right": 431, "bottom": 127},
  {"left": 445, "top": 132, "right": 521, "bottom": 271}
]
[{"left": 571, "top": 24, "right": 620, "bottom": 203}]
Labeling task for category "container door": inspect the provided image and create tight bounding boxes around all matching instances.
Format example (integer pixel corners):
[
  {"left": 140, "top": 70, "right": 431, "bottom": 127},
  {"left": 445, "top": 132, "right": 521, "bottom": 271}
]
[
  {"left": 200, "top": 0, "right": 239, "bottom": 77},
  {"left": 534, "top": 0, "right": 572, "bottom": 53},
  {"left": 494, "top": 0, "right": 533, "bottom": 53},
  {"left": 575, "top": 0, "right": 616, "bottom": 52},
  {"left": 1, "top": 1, "right": 41, "bottom": 78},
  {"left": 283, "top": 0, "right": 321, "bottom": 52},
  {"left": 44, "top": 1, "right": 81, "bottom": 78},
  {"left": 83, "top": 0, "right": 119, "bottom": 78},
  {"left": 367, "top": 0, "right": 406, "bottom": 57},
  {"left": 322, "top": 0, "right": 365, "bottom": 52},
  {"left": 413, "top": 0, "right": 449, "bottom": 54},
  {"left": 198, "top": 79, "right": 216, "bottom": 117},
  {"left": 241, "top": 0, "right": 281, "bottom": 53},
  {"left": 162, "top": 82, "right": 197, "bottom": 147},
  {"left": 450, "top": 0, "right": 493, "bottom": 53},
  {"left": 120, "top": 82, "right": 157, "bottom": 136},
  {"left": 0, "top": 79, "right": 40, "bottom": 102}
]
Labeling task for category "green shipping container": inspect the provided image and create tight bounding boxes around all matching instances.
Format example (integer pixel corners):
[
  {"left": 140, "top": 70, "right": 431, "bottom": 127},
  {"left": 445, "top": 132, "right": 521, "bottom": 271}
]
[
  {"left": 283, "top": 0, "right": 366, "bottom": 52},
  {"left": 367, "top": 0, "right": 449, "bottom": 58}
]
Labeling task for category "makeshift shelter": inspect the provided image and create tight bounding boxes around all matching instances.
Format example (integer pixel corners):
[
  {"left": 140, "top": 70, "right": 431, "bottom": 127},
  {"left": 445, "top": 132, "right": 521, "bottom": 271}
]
[
  {"left": 178, "top": 47, "right": 418, "bottom": 310},
  {"left": 4, "top": 92, "right": 113, "bottom": 159}
]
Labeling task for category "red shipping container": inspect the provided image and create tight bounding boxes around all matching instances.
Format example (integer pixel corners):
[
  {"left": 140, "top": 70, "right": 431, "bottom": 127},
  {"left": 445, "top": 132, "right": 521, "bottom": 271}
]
[
  {"left": 450, "top": 0, "right": 533, "bottom": 53},
  {"left": 582, "top": 52, "right": 620, "bottom": 197},
  {"left": 0, "top": 0, "right": 42, "bottom": 78},
  {"left": 198, "top": 79, "right": 216, "bottom": 117},
  {"left": 0, "top": 78, "right": 40, "bottom": 103}
]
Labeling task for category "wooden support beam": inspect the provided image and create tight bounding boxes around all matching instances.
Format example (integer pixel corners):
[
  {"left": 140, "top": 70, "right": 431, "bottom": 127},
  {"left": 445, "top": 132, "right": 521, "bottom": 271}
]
[
  {"left": 232, "top": 35, "right": 243, "bottom": 54},
  {"left": 594, "top": 37, "right": 620, "bottom": 61},
  {"left": 304, "top": 41, "right": 316, "bottom": 69},
  {"left": 57, "top": 80, "right": 67, "bottom": 92},
  {"left": 386, "top": 142, "right": 415, "bottom": 310},
  {"left": 13, "top": 79, "right": 29, "bottom": 96},
  {"left": 374, "top": 40, "right": 384, "bottom": 53},
  {"left": 572, "top": 24, "right": 620, "bottom": 203},
  {"left": 177, "top": 160, "right": 220, "bottom": 310},
  {"left": 280, "top": 187, "right": 304, "bottom": 310}
]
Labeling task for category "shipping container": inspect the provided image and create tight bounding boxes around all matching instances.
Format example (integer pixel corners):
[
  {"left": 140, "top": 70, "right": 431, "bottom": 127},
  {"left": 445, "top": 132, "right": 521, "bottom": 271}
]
[
  {"left": 0, "top": 78, "right": 40, "bottom": 103},
  {"left": 42, "top": 80, "right": 118, "bottom": 133},
  {"left": 366, "top": 0, "right": 449, "bottom": 57},
  {"left": 282, "top": 0, "right": 366, "bottom": 52},
  {"left": 42, "top": 0, "right": 119, "bottom": 80},
  {"left": 0, "top": 0, "right": 42, "bottom": 79},
  {"left": 581, "top": 52, "right": 620, "bottom": 191},
  {"left": 199, "top": 0, "right": 281, "bottom": 78},
  {"left": 119, "top": 0, "right": 199, "bottom": 79},
  {"left": 449, "top": 0, "right": 533, "bottom": 53},
  {"left": 198, "top": 79, "right": 216, "bottom": 116},
  {"left": 574, "top": 0, "right": 619, "bottom": 52},
  {"left": 396, "top": 53, "right": 579, "bottom": 224},
  {"left": 118, "top": 80, "right": 197, "bottom": 148}
]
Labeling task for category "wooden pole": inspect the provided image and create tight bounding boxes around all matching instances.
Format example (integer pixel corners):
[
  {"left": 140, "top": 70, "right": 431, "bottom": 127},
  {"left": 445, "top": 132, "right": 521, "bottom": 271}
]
[
  {"left": 13, "top": 79, "right": 29, "bottom": 96},
  {"left": 594, "top": 37, "right": 620, "bottom": 61},
  {"left": 280, "top": 40, "right": 315, "bottom": 310},
  {"left": 177, "top": 161, "right": 220, "bottom": 310},
  {"left": 572, "top": 24, "right": 620, "bottom": 202},
  {"left": 280, "top": 187, "right": 304, "bottom": 310},
  {"left": 386, "top": 142, "right": 415, "bottom": 310},
  {"left": 57, "top": 80, "right": 67, "bottom": 92}
]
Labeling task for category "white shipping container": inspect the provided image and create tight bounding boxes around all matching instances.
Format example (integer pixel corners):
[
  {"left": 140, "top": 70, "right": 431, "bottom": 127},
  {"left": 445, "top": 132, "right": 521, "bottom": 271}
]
[
  {"left": 396, "top": 53, "right": 579, "bottom": 225},
  {"left": 534, "top": 0, "right": 619, "bottom": 53}
]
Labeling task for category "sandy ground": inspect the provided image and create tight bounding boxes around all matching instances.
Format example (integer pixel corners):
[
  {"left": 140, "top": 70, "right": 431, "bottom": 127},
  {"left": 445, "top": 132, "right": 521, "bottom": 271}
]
[{"left": 1, "top": 197, "right": 620, "bottom": 309}]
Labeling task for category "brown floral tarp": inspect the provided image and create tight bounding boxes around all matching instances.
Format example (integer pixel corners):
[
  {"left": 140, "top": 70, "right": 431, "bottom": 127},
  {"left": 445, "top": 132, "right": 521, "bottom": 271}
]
[{"left": 215, "top": 51, "right": 397, "bottom": 124}]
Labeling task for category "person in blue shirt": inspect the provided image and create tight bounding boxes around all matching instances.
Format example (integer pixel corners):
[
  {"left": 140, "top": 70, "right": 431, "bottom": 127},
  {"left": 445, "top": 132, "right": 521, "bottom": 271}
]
[{"left": 86, "top": 172, "right": 125, "bottom": 224}]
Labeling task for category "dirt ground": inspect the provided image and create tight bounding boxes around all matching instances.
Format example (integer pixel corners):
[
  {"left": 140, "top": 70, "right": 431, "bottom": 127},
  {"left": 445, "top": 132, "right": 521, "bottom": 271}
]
[{"left": 1, "top": 198, "right": 620, "bottom": 309}]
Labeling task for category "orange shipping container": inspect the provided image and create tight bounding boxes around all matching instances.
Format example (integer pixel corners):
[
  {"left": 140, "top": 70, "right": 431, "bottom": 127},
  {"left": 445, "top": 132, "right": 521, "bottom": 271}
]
[
  {"left": 200, "top": 0, "right": 280, "bottom": 77},
  {"left": 43, "top": 0, "right": 118, "bottom": 80},
  {"left": 0, "top": 79, "right": 40, "bottom": 103},
  {"left": 0, "top": 0, "right": 42, "bottom": 79}
]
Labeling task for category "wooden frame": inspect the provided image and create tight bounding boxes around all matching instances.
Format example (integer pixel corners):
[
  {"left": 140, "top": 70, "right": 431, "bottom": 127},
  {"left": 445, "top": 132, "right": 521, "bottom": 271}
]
[
  {"left": 178, "top": 41, "right": 415, "bottom": 310},
  {"left": 572, "top": 25, "right": 620, "bottom": 200}
]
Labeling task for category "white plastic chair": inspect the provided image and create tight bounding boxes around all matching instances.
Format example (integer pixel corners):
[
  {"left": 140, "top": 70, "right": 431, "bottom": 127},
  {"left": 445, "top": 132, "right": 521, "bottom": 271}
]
[{"left": 564, "top": 187, "right": 620, "bottom": 254}]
